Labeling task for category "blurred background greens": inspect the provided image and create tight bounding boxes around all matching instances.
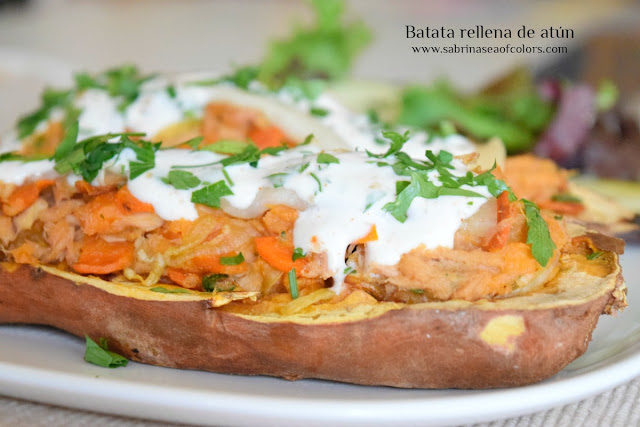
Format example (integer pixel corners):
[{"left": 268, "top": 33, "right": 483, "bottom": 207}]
[{"left": 1, "top": 0, "right": 639, "bottom": 184}]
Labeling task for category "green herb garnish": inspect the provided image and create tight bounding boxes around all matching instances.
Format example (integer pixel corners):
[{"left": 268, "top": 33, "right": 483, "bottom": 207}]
[
  {"left": 310, "top": 107, "right": 329, "bottom": 117},
  {"left": 161, "top": 170, "right": 201, "bottom": 189},
  {"left": 310, "top": 172, "right": 322, "bottom": 192},
  {"left": 522, "top": 199, "right": 556, "bottom": 266},
  {"left": 202, "top": 274, "right": 232, "bottom": 292},
  {"left": 292, "top": 247, "right": 306, "bottom": 261},
  {"left": 191, "top": 180, "right": 233, "bottom": 208},
  {"left": 53, "top": 131, "right": 157, "bottom": 182},
  {"left": 75, "top": 64, "right": 154, "bottom": 111},
  {"left": 288, "top": 268, "right": 299, "bottom": 299},
  {"left": 201, "top": 140, "right": 249, "bottom": 155},
  {"left": 84, "top": 336, "right": 129, "bottom": 368},
  {"left": 587, "top": 251, "right": 603, "bottom": 260},
  {"left": 317, "top": 153, "right": 340, "bottom": 165},
  {"left": 149, "top": 286, "right": 191, "bottom": 294},
  {"left": 220, "top": 253, "right": 245, "bottom": 266}
]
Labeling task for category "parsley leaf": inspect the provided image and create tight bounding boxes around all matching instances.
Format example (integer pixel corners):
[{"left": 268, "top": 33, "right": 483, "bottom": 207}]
[
  {"left": 317, "top": 153, "right": 340, "bottom": 164},
  {"left": 53, "top": 132, "right": 155, "bottom": 182},
  {"left": 383, "top": 172, "right": 437, "bottom": 222},
  {"left": 17, "top": 88, "right": 74, "bottom": 139},
  {"left": 183, "top": 136, "right": 204, "bottom": 150},
  {"left": 522, "top": 199, "right": 556, "bottom": 266},
  {"left": 201, "top": 140, "right": 250, "bottom": 155},
  {"left": 0, "top": 152, "right": 48, "bottom": 162},
  {"left": 84, "top": 336, "right": 128, "bottom": 368},
  {"left": 220, "top": 253, "right": 245, "bottom": 266},
  {"left": 383, "top": 171, "right": 484, "bottom": 223},
  {"left": 367, "top": 130, "right": 410, "bottom": 159},
  {"left": 310, "top": 172, "right": 322, "bottom": 192},
  {"left": 191, "top": 180, "right": 233, "bottom": 208},
  {"left": 310, "top": 107, "right": 329, "bottom": 117},
  {"left": 292, "top": 247, "right": 306, "bottom": 261},
  {"left": 125, "top": 138, "right": 161, "bottom": 179},
  {"left": 161, "top": 170, "right": 201, "bottom": 189},
  {"left": 53, "top": 120, "right": 79, "bottom": 163}
]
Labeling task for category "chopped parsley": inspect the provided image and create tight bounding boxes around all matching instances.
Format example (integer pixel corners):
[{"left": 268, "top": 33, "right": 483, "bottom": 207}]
[
  {"left": 52, "top": 129, "right": 158, "bottom": 182},
  {"left": 300, "top": 134, "right": 315, "bottom": 146},
  {"left": 201, "top": 140, "right": 250, "bottom": 155},
  {"left": 16, "top": 65, "right": 154, "bottom": 140},
  {"left": 310, "top": 172, "right": 322, "bottom": 192},
  {"left": 161, "top": 170, "right": 201, "bottom": 189},
  {"left": 383, "top": 172, "right": 485, "bottom": 223},
  {"left": 288, "top": 268, "right": 299, "bottom": 299},
  {"left": 298, "top": 162, "right": 310, "bottom": 173},
  {"left": 522, "top": 199, "right": 556, "bottom": 266},
  {"left": 310, "top": 107, "right": 329, "bottom": 117},
  {"left": 267, "top": 172, "right": 288, "bottom": 188},
  {"left": 182, "top": 136, "right": 204, "bottom": 150},
  {"left": 75, "top": 64, "right": 154, "bottom": 111},
  {"left": 317, "top": 152, "right": 340, "bottom": 165},
  {"left": 220, "top": 253, "right": 245, "bottom": 266},
  {"left": 16, "top": 88, "right": 74, "bottom": 139},
  {"left": 84, "top": 336, "right": 128, "bottom": 368},
  {"left": 367, "top": 130, "right": 410, "bottom": 159},
  {"left": 292, "top": 247, "right": 306, "bottom": 261},
  {"left": 191, "top": 180, "right": 233, "bottom": 208}
]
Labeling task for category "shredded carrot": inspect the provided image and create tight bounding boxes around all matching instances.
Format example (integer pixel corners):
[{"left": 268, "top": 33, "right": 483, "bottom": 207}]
[
  {"left": 262, "top": 205, "right": 299, "bottom": 236},
  {"left": 74, "top": 180, "right": 116, "bottom": 196},
  {"left": 77, "top": 186, "right": 155, "bottom": 235},
  {"left": 115, "top": 186, "right": 155, "bottom": 214},
  {"left": 73, "top": 236, "right": 134, "bottom": 275},
  {"left": 9, "top": 242, "right": 39, "bottom": 265},
  {"left": 248, "top": 125, "right": 285, "bottom": 149},
  {"left": 191, "top": 253, "right": 248, "bottom": 275},
  {"left": 161, "top": 219, "right": 194, "bottom": 240},
  {"left": 166, "top": 267, "right": 202, "bottom": 289},
  {"left": 353, "top": 225, "right": 378, "bottom": 244},
  {"left": 254, "top": 236, "right": 306, "bottom": 272},
  {"left": 484, "top": 191, "right": 513, "bottom": 251},
  {"left": 2, "top": 179, "right": 55, "bottom": 216}
]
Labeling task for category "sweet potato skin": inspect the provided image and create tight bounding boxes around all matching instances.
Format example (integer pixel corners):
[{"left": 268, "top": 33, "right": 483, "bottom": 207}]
[{"left": 0, "top": 262, "right": 624, "bottom": 389}]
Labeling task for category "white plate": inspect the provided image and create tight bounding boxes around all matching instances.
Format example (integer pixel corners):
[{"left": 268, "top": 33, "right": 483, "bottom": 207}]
[{"left": 0, "top": 247, "right": 638, "bottom": 427}]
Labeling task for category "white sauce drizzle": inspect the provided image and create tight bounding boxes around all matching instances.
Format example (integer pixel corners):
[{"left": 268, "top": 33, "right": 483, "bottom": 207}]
[{"left": 0, "top": 74, "right": 492, "bottom": 293}]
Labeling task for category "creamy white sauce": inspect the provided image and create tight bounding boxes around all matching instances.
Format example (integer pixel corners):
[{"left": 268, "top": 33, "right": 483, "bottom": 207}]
[
  {"left": 75, "top": 146, "right": 488, "bottom": 291},
  {"left": 125, "top": 91, "right": 183, "bottom": 137},
  {"left": 0, "top": 72, "right": 492, "bottom": 293},
  {"left": 0, "top": 159, "right": 57, "bottom": 185},
  {"left": 75, "top": 89, "right": 125, "bottom": 139}
]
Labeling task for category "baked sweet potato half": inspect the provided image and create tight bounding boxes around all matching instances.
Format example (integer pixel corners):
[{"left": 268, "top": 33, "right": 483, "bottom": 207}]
[
  {"left": 0, "top": 247, "right": 624, "bottom": 389},
  {"left": 0, "top": 69, "right": 629, "bottom": 389}
]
